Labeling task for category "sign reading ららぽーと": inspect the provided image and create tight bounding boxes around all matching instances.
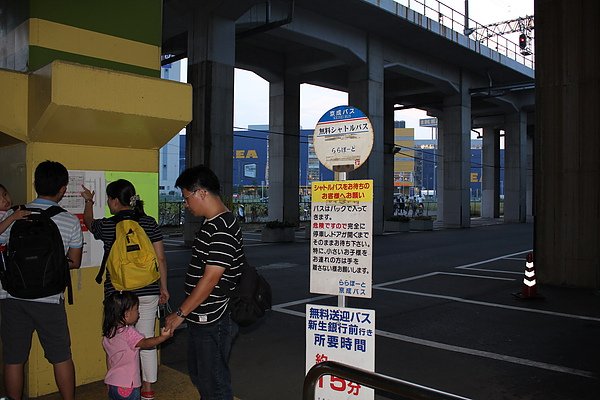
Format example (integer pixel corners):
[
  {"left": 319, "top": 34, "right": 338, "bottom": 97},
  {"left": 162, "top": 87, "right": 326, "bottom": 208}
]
[
  {"left": 310, "top": 180, "right": 373, "bottom": 298},
  {"left": 306, "top": 304, "right": 375, "bottom": 400}
]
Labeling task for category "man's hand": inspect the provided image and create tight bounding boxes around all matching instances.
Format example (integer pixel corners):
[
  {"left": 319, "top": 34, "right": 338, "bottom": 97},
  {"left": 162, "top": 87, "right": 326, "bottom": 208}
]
[{"left": 165, "top": 312, "right": 186, "bottom": 332}]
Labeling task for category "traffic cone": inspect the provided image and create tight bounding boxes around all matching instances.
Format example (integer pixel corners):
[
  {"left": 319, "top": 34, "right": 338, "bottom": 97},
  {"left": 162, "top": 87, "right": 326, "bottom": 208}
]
[{"left": 513, "top": 252, "right": 543, "bottom": 300}]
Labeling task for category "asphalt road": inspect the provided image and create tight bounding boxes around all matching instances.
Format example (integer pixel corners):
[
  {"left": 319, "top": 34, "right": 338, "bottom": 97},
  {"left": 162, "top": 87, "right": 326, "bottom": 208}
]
[{"left": 160, "top": 223, "right": 600, "bottom": 400}]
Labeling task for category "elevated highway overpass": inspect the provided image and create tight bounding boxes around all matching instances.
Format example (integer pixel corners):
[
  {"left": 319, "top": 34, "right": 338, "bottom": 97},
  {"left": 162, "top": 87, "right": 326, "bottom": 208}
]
[
  {"left": 162, "top": 0, "right": 599, "bottom": 290},
  {"left": 163, "top": 0, "right": 535, "bottom": 232}
]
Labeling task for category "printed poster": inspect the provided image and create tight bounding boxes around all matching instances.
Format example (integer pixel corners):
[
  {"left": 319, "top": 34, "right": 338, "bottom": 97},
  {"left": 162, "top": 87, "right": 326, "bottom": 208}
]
[
  {"left": 309, "top": 180, "right": 373, "bottom": 298},
  {"left": 306, "top": 304, "right": 375, "bottom": 400}
]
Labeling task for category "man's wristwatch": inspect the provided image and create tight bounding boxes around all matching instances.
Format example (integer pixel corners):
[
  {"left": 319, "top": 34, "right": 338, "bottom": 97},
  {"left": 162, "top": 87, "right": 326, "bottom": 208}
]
[{"left": 176, "top": 308, "right": 187, "bottom": 318}]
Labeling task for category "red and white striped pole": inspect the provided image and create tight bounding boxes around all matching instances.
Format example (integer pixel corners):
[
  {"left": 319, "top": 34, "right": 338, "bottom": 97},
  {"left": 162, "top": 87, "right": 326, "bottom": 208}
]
[
  {"left": 514, "top": 252, "right": 542, "bottom": 299},
  {"left": 522, "top": 253, "right": 536, "bottom": 297}
]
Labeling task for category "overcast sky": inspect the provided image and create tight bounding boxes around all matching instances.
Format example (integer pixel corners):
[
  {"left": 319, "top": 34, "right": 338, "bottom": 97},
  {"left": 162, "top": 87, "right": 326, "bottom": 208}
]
[{"left": 185, "top": 0, "right": 534, "bottom": 139}]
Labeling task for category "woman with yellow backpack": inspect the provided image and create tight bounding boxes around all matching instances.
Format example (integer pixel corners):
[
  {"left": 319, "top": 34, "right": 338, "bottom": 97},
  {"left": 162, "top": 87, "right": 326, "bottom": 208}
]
[{"left": 81, "top": 179, "right": 169, "bottom": 400}]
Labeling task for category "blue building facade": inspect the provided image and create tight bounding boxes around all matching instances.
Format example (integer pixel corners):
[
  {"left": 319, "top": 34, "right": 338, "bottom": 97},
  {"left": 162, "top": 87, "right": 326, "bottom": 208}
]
[
  {"left": 166, "top": 133, "right": 503, "bottom": 200},
  {"left": 416, "top": 140, "right": 505, "bottom": 198}
]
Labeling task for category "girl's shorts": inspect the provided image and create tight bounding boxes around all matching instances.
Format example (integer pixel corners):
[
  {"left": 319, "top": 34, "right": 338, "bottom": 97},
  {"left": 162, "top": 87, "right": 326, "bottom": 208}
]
[{"left": 108, "top": 385, "right": 141, "bottom": 400}]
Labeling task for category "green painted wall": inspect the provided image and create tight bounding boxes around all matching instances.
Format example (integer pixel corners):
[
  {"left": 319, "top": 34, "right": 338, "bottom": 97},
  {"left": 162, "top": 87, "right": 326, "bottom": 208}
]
[
  {"left": 30, "top": 0, "right": 162, "bottom": 46},
  {"left": 29, "top": 46, "right": 159, "bottom": 78},
  {"left": 0, "top": 0, "right": 161, "bottom": 75}
]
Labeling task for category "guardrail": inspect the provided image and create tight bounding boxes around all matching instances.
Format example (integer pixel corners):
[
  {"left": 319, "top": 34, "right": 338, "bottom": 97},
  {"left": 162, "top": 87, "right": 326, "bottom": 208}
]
[
  {"left": 303, "top": 361, "right": 471, "bottom": 400},
  {"left": 394, "top": 0, "right": 534, "bottom": 69}
]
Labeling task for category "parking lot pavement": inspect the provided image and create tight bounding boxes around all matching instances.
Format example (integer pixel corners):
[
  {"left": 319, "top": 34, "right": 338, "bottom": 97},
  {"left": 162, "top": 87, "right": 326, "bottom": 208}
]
[{"left": 24, "top": 221, "right": 595, "bottom": 400}]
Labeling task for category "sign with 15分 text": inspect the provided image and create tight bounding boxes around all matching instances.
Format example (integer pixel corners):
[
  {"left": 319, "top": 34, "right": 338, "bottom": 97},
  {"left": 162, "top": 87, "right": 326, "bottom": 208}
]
[
  {"left": 309, "top": 180, "right": 373, "bottom": 298},
  {"left": 306, "top": 304, "right": 375, "bottom": 400}
]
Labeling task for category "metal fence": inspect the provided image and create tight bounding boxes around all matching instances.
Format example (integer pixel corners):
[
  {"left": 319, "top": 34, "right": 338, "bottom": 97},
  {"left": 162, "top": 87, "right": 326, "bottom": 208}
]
[
  {"left": 158, "top": 200, "right": 184, "bottom": 226},
  {"left": 394, "top": 0, "right": 534, "bottom": 69},
  {"left": 158, "top": 199, "right": 503, "bottom": 226}
]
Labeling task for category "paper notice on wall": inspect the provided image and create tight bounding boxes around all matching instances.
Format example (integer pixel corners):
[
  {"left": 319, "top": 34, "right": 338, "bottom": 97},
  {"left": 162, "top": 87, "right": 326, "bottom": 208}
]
[{"left": 60, "top": 170, "right": 106, "bottom": 268}]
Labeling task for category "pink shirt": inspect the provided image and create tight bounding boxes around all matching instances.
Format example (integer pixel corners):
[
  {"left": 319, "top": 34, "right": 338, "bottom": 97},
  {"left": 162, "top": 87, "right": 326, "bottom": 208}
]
[{"left": 103, "top": 326, "right": 145, "bottom": 388}]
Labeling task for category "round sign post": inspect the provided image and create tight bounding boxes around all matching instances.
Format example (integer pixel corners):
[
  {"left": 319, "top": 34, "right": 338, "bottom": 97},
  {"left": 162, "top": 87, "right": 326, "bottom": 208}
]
[
  {"left": 313, "top": 105, "right": 374, "bottom": 307},
  {"left": 313, "top": 105, "right": 374, "bottom": 176}
]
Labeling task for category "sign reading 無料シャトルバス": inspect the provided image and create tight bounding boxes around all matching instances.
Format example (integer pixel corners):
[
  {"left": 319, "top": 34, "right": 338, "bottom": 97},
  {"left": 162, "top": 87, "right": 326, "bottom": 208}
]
[
  {"left": 306, "top": 304, "right": 375, "bottom": 400},
  {"left": 309, "top": 180, "right": 373, "bottom": 298},
  {"left": 313, "top": 106, "right": 374, "bottom": 173}
]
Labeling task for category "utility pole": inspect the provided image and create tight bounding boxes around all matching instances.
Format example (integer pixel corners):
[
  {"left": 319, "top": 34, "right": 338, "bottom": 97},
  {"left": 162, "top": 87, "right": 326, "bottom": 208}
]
[
  {"left": 472, "top": 15, "right": 535, "bottom": 55},
  {"left": 464, "top": 0, "right": 474, "bottom": 36}
]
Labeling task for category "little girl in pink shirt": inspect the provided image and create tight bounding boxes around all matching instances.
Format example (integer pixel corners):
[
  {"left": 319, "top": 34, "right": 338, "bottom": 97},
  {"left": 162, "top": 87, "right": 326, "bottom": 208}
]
[{"left": 102, "top": 291, "right": 172, "bottom": 400}]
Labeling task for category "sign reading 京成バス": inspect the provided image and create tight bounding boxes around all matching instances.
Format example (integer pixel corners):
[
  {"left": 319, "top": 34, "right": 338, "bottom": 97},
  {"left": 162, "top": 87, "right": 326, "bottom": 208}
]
[{"left": 309, "top": 180, "right": 373, "bottom": 298}]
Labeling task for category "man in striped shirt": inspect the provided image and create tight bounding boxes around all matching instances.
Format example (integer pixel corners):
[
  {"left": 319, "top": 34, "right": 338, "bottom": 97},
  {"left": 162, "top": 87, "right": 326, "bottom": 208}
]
[
  {"left": 166, "top": 165, "right": 243, "bottom": 400},
  {"left": 0, "top": 160, "right": 83, "bottom": 400}
]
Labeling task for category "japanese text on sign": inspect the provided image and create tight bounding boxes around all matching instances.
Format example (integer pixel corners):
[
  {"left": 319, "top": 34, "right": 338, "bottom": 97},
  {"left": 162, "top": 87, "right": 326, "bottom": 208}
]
[
  {"left": 313, "top": 106, "right": 373, "bottom": 172},
  {"left": 306, "top": 304, "right": 375, "bottom": 400},
  {"left": 310, "top": 180, "right": 373, "bottom": 298}
]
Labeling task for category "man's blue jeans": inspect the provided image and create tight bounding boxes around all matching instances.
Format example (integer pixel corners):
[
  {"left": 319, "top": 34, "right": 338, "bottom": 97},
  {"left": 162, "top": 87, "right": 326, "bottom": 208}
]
[{"left": 187, "top": 315, "right": 238, "bottom": 400}]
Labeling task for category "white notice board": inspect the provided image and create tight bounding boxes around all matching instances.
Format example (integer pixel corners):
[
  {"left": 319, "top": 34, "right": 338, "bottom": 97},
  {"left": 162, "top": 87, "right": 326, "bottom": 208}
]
[
  {"left": 309, "top": 180, "right": 373, "bottom": 298},
  {"left": 60, "top": 170, "right": 106, "bottom": 268},
  {"left": 306, "top": 304, "right": 375, "bottom": 400}
]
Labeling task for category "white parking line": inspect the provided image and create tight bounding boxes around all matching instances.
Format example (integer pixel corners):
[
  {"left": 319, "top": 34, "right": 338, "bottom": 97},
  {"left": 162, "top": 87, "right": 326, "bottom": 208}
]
[
  {"left": 455, "top": 250, "right": 532, "bottom": 270},
  {"left": 270, "top": 249, "right": 598, "bottom": 380},
  {"left": 272, "top": 306, "right": 597, "bottom": 379},
  {"left": 438, "top": 272, "right": 515, "bottom": 281},
  {"left": 455, "top": 267, "right": 522, "bottom": 275},
  {"left": 375, "top": 329, "right": 597, "bottom": 379},
  {"left": 375, "top": 286, "right": 600, "bottom": 322}
]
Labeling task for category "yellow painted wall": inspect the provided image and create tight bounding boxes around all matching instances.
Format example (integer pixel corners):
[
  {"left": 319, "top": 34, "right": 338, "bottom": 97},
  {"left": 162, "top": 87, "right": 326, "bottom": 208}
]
[
  {"left": 0, "top": 143, "right": 28, "bottom": 204},
  {"left": 0, "top": 55, "right": 190, "bottom": 400},
  {"left": 24, "top": 143, "right": 160, "bottom": 396},
  {"left": 0, "top": 69, "right": 29, "bottom": 146}
]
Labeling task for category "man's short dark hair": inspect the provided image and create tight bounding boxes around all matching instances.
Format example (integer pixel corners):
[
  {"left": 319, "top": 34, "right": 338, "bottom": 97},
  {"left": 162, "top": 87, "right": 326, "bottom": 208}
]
[
  {"left": 175, "top": 165, "right": 221, "bottom": 196},
  {"left": 34, "top": 160, "right": 69, "bottom": 196}
]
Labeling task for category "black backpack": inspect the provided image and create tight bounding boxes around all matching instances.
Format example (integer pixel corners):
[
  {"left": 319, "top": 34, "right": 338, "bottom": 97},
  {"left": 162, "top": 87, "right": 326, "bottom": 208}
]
[
  {"left": 229, "top": 260, "right": 272, "bottom": 327},
  {"left": 0, "top": 206, "right": 73, "bottom": 303}
]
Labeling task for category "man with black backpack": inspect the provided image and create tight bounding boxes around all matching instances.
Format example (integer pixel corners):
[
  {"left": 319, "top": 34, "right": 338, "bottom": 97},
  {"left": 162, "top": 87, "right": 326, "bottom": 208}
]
[{"left": 0, "top": 160, "right": 83, "bottom": 400}]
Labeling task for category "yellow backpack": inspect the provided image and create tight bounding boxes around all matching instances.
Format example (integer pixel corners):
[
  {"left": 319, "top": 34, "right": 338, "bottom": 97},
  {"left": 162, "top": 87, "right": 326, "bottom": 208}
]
[{"left": 96, "top": 215, "right": 160, "bottom": 291}]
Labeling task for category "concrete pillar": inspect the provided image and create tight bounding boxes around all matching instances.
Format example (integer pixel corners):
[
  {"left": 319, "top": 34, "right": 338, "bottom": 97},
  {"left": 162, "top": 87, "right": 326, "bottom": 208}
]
[
  {"left": 348, "top": 37, "right": 384, "bottom": 234},
  {"left": 441, "top": 80, "right": 471, "bottom": 228},
  {"left": 268, "top": 73, "right": 300, "bottom": 224},
  {"left": 185, "top": 12, "right": 235, "bottom": 243},
  {"left": 504, "top": 111, "right": 526, "bottom": 223},
  {"left": 481, "top": 127, "right": 500, "bottom": 218},
  {"left": 526, "top": 131, "right": 534, "bottom": 222},
  {"left": 436, "top": 122, "right": 444, "bottom": 222},
  {"left": 383, "top": 97, "right": 395, "bottom": 219},
  {"left": 534, "top": 0, "right": 600, "bottom": 288}
]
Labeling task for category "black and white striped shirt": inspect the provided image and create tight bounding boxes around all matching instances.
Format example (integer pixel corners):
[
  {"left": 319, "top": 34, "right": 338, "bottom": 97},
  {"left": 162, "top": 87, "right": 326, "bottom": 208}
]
[
  {"left": 90, "top": 210, "right": 163, "bottom": 298},
  {"left": 185, "top": 211, "right": 243, "bottom": 325}
]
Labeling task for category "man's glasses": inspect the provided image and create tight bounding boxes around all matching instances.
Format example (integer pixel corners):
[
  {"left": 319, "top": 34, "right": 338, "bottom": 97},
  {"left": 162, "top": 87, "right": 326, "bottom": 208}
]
[{"left": 183, "top": 189, "right": 199, "bottom": 204}]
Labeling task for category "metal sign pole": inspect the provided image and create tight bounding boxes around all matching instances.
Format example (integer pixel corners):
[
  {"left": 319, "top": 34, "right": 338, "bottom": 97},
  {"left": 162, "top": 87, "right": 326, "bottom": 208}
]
[{"left": 335, "top": 171, "right": 347, "bottom": 308}]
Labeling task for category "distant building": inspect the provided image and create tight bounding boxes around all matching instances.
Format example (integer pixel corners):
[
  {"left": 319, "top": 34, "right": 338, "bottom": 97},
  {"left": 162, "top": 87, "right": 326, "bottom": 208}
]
[
  {"left": 393, "top": 121, "right": 416, "bottom": 195},
  {"left": 158, "top": 118, "right": 504, "bottom": 199},
  {"left": 159, "top": 61, "right": 184, "bottom": 196}
]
